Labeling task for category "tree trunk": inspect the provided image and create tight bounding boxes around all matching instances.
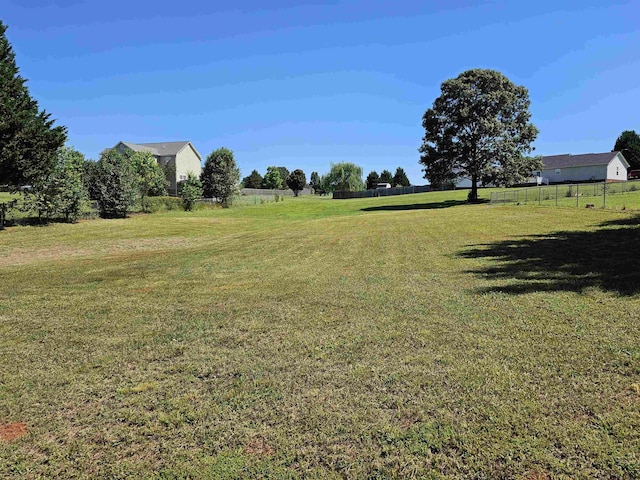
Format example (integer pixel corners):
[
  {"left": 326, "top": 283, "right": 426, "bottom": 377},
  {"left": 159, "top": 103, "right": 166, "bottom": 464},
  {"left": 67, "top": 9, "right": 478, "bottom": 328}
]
[{"left": 469, "top": 174, "right": 479, "bottom": 202}]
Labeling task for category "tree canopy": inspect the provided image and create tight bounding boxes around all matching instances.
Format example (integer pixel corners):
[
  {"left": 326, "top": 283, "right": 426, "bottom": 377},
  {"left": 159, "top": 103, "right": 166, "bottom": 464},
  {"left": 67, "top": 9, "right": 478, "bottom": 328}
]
[
  {"left": 130, "top": 151, "right": 167, "bottom": 211},
  {"left": 201, "top": 147, "right": 240, "bottom": 206},
  {"left": 323, "top": 162, "right": 364, "bottom": 192},
  {"left": 393, "top": 167, "right": 410, "bottom": 187},
  {"left": 379, "top": 170, "right": 393, "bottom": 185},
  {"left": 180, "top": 172, "right": 203, "bottom": 211},
  {"left": 93, "top": 149, "right": 137, "bottom": 218},
  {"left": 613, "top": 130, "right": 640, "bottom": 170},
  {"left": 0, "top": 21, "right": 67, "bottom": 188},
  {"left": 309, "top": 171, "right": 321, "bottom": 194},
  {"left": 263, "top": 166, "right": 283, "bottom": 189},
  {"left": 286, "top": 169, "right": 306, "bottom": 196},
  {"left": 419, "top": 69, "right": 539, "bottom": 201},
  {"left": 242, "top": 169, "right": 263, "bottom": 189},
  {"left": 365, "top": 171, "right": 380, "bottom": 190}
]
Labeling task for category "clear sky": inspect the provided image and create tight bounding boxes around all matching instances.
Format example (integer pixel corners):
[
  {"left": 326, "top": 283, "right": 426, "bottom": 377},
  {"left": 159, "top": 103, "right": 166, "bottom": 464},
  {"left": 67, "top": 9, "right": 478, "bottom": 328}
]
[{"left": 2, "top": 0, "right": 639, "bottom": 184}]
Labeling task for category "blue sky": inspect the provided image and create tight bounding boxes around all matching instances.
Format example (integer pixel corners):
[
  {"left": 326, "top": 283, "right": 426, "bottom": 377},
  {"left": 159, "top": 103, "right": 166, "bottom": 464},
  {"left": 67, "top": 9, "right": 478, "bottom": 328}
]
[{"left": 2, "top": 0, "right": 639, "bottom": 184}]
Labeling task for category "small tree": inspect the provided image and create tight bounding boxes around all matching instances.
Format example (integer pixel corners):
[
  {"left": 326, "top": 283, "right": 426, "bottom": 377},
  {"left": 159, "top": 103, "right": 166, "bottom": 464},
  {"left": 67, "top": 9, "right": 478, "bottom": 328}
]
[
  {"left": 242, "top": 169, "right": 263, "bottom": 189},
  {"left": 366, "top": 171, "right": 380, "bottom": 190},
  {"left": 614, "top": 130, "right": 640, "bottom": 170},
  {"left": 56, "top": 147, "right": 87, "bottom": 222},
  {"left": 130, "top": 151, "right": 167, "bottom": 212},
  {"left": 23, "top": 146, "right": 87, "bottom": 222},
  {"left": 93, "top": 149, "right": 137, "bottom": 218},
  {"left": 393, "top": 167, "right": 410, "bottom": 187},
  {"left": 263, "top": 166, "right": 283, "bottom": 189},
  {"left": 419, "top": 69, "right": 539, "bottom": 201},
  {"left": 286, "top": 169, "right": 306, "bottom": 196},
  {"left": 323, "top": 162, "right": 364, "bottom": 192},
  {"left": 379, "top": 170, "right": 393, "bottom": 185},
  {"left": 277, "top": 167, "right": 290, "bottom": 186},
  {"left": 180, "top": 172, "right": 203, "bottom": 211},
  {"left": 201, "top": 147, "right": 240, "bottom": 207},
  {"left": 309, "top": 171, "right": 321, "bottom": 194}
]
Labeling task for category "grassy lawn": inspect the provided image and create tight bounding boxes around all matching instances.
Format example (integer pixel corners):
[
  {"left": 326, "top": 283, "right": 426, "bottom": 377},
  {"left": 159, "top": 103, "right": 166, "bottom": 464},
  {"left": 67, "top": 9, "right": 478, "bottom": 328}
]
[{"left": 1, "top": 190, "right": 639, "bottom": 478}]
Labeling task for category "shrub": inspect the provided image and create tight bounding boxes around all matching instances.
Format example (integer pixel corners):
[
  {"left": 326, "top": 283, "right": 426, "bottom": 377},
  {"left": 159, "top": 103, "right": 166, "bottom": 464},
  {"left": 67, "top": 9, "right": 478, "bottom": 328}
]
[
  {"left": 142, "top": 196, "right": 183, "bottom": 213},
  {"left": 180, "top": 173, "right": 203, "bottom": 211}
]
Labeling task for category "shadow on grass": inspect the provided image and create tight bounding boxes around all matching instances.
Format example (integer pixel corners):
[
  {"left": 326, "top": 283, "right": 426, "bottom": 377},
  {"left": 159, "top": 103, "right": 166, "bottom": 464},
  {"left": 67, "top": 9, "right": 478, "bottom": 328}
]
[
  {"left": 361, "top": 199, "right": 474, "bottom": 212},
  {"left": 460, "top": 215, "right": 640, "bottom": 295}
]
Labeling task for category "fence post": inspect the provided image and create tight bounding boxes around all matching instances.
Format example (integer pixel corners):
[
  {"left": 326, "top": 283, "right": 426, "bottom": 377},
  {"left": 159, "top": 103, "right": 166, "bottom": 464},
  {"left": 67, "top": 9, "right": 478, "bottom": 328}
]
[
  {"left": 556, "top": 185, "right": 558, "bottom": 206},
  {"left": 576, "top": 184, "right": 579, "bottom": 207},
  {"left": 538, "top": 186, "right": 541, "bottom": 205},
  {"left": 603, "top": 181, "right": 606, "bottom": 208},
  {"left": 0, "top": 202, "right": 5, "bottom": 230},
  {"left": 525, "top": 188, "right": 528, "bottom": 204}
]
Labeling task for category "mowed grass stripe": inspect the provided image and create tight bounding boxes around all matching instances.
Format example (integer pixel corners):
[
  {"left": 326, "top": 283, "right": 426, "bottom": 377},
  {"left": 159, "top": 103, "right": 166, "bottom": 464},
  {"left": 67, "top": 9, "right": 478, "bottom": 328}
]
[{"left": 1, "top": 191, "right": 639, "bottom": 478}]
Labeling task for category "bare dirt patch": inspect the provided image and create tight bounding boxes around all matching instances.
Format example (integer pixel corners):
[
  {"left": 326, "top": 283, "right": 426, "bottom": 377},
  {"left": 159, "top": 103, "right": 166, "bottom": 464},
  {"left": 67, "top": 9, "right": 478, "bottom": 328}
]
[
  {"left": 0, "top": 422, "right": 27, "bottom": 441},
  {"left": 244, "top": 436, "right": 274, "bottom": 457}
]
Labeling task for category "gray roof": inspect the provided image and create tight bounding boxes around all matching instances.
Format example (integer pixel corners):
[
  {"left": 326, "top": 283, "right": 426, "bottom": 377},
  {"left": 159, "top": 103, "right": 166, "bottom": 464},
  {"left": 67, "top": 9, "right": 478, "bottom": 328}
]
[
  {"left": 117, "top": 141, "right": 202, "bottom": 160},
  {"left": 542, "top": 152, "right": 627, "bottom": 169}
]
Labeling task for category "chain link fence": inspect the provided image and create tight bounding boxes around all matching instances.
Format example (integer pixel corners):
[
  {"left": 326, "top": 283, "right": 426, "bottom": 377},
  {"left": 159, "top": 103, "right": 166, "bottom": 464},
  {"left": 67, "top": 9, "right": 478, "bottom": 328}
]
[{"left": 490, "top": 180, "right": 640, "bottom": 208}]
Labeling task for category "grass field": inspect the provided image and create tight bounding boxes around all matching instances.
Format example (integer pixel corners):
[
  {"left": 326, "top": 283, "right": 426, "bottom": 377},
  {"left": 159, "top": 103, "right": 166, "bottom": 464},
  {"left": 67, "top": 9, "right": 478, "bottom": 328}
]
[{"left": 1, "top": 190, "right": 639, "bottom": 478}]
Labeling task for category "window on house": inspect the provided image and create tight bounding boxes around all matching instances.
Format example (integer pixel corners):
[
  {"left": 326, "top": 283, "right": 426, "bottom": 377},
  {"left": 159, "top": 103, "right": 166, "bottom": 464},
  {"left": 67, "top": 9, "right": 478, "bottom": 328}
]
[
  {"left": 555, "top": 169, "right": 561, "bottom": 175},
  {"left": 616, "top": 167, "right": 619, "bottom": 176},
  {"left": 179, "top": 175, "right": 186, "bottom": 181}
]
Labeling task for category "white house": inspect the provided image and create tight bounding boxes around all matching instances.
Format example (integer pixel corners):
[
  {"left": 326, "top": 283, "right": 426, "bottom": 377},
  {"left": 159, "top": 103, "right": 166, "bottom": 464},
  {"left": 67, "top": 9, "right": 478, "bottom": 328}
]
[
  {"left": 534, "top": 152, "right": 629, "bottom": 183},
  {"left": 112, "top": 141, "right": 203, "bottom": 195}
]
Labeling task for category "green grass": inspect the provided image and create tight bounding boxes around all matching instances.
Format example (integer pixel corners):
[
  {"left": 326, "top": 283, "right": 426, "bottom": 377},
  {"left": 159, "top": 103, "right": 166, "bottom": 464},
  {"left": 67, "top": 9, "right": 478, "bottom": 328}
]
[{"left": 1, "top": 190, "right": 639, "bottom": 478}]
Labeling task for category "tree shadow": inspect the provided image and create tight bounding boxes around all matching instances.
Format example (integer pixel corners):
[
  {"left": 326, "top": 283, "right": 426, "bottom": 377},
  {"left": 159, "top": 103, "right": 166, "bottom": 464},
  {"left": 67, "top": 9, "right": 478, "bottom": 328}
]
[
  {"left": 459, "top": 215, "right": 640, "bottom": 295},
  {"left": 361, "top": 199, "right": 473, "bottom": 212}
]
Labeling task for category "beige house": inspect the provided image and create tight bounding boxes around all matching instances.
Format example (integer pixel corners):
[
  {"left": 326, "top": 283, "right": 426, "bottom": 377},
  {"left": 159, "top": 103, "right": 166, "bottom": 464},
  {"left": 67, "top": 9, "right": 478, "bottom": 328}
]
[{"left": 113, "top": 141, "right": 202, "bottom": 195}]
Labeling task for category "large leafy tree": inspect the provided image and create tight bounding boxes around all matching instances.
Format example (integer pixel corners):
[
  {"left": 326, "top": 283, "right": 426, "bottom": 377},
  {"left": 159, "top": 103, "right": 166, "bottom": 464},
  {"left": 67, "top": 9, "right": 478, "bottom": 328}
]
[
  {"left": 366, "top": 171, "right": 380, "bottom": 190},
  {"left": 0, "top": 21, "right": 67, "bottom": 188},
  {"left": 393, "top": 167, "right": 410, "bottom": 187},
  {"left": 262, "top": 166, "right": 283, "bottom": 189},
  {"left": 201, "top": 147, "right": 240, "bottom": 206},
  {"left": 242, "top": 169, "right": 263, "bottom": 189},
  {"left": 323, "top": 162, "right": 364, "bottom": 192},
  {"left": 613, "top": 130, "right": 640, "bottom": 170},
  {"left": 286, "top": 169, "right": 306, "bottom": 196},
  {"left": 419, "top": 69, "right": 539, "bottom": 201}
]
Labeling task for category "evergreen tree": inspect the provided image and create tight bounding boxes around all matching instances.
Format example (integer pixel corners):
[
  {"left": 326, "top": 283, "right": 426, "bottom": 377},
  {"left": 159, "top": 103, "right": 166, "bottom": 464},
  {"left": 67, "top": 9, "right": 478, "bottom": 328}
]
[
  {"left": 613, "top": 130, "right": 640, "bottom": 170},
  {"left": 366, "top": 171, "right": 380, "bottom": 189},
  {"left": 309, "top": 171, "right": 321, "bottom": 194},
  {"left": 242, "top": 169, "right": 263, "bottom": 188},
  {"left": 379, "top": 170, "right": 393, "bottom": 185},
  {"left": 393, "top": 167, "right": 410, "bottom": 187},
  {"left": 0, "top": 21, "right": 66, "bottom": 188}
]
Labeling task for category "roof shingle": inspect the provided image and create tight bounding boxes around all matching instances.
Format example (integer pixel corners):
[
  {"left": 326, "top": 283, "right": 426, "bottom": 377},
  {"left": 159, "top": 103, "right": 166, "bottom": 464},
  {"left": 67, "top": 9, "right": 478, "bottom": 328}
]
[{"left": 542, "top": 152, "right": 622, "bottom": 169}]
